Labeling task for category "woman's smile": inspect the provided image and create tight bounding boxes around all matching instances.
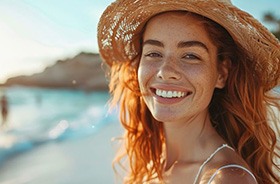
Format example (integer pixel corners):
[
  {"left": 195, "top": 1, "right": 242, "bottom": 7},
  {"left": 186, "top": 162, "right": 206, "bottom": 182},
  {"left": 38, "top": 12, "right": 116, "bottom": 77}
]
[
  {"left": 155, "top": 89, "right": 188, "bottom": 98},
  {"left": 149, "top": 84, "right": 193, "bottom": 104}
]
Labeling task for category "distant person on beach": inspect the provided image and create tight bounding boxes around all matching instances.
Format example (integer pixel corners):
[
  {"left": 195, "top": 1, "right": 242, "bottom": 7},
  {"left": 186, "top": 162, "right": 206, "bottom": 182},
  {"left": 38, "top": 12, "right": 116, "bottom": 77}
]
[
  {"left": 1, "top": 94, "right": 8, "bottom": 126},
  {"left": 98, "top": 0, "right": 280, "bottom": 183}
]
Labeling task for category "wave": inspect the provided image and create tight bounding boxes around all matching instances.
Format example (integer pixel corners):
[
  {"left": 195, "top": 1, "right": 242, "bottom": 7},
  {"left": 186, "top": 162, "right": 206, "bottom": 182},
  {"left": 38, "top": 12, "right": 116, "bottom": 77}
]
[{"left": 0, "top": 86, "right": 115, "bottom": 165}]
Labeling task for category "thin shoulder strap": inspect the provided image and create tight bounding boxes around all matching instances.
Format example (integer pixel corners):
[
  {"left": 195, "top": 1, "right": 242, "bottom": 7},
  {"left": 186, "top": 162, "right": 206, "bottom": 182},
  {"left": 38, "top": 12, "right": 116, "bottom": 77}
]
[
  {"left": 193, "top": 144, "right": 234, "bottom": 184},
  {"left": 207, "top": 164, "right": 257, "bottom": 184}
]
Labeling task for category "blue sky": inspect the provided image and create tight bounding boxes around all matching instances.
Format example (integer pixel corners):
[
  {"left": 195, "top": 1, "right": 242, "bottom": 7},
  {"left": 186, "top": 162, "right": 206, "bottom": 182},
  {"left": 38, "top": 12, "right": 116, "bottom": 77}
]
[{"left": 0, "top": 0, "right": 279, "bottom": 83}]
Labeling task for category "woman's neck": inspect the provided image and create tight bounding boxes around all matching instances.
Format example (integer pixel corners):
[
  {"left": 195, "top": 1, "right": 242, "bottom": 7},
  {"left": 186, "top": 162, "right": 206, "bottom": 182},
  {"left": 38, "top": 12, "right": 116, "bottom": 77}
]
[{"left": 163, "top": 112, "right": 223, "bottom": 171}]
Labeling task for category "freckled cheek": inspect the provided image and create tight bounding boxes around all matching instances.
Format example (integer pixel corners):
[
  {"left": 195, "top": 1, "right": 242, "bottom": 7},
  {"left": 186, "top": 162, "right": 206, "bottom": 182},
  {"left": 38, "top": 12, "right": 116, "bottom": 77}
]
[
  {"left": 184, "top": 67, "right": 207, "bottom": 82},
  {"left": 185, "top": 68, "right": 218, "bottom": 89}
]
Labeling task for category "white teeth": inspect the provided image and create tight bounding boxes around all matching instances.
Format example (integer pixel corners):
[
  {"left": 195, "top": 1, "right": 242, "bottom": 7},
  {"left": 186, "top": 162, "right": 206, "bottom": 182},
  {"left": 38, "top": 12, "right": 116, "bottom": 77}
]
[
  {"left": 155, "top": 89, "right": 187, "bottom": 98},
  {"left": 167, "top": 91, "right": 173, "bottom": 98}
]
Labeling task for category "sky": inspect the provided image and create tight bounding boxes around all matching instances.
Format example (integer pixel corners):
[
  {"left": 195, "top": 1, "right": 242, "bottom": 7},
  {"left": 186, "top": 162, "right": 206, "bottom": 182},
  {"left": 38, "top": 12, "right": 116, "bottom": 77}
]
[{"left": 0, "top": 0, "right": 279, "bottom": 83}]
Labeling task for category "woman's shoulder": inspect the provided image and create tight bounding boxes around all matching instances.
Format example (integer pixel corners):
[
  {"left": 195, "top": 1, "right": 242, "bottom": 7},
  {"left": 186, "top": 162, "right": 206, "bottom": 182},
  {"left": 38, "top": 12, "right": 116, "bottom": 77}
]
[
  {"left": 200, "top": 145, "right": 257, "bottom": 184},
  {"left": 205, "top": 164, "right": 258, "bottom": 184}
]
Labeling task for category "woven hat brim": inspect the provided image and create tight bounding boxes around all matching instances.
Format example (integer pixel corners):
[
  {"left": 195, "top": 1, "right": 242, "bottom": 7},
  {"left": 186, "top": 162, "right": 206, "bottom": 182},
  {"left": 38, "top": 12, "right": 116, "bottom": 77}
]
[{"left": 98, "top": 0, "right": 280, "bottom": 90}]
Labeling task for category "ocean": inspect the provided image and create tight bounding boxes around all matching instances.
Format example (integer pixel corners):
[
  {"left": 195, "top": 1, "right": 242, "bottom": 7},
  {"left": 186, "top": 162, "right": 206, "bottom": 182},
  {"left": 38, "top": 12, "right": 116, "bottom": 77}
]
[{"left": 0, "top": 86, "right": 116, "bottom": 163}]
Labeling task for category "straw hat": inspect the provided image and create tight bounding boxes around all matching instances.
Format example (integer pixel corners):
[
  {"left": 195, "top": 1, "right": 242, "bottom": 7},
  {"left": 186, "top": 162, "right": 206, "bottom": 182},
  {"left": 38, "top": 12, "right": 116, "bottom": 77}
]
[{"left": 97, "top": 0, "right": 280, "bottom": 91}]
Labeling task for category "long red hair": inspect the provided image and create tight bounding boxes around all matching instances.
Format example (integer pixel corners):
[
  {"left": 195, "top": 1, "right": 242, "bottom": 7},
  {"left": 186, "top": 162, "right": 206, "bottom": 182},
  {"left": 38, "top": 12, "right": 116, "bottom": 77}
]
[{"left": 107, "top": 12, "right": 280, "bottom": 184}]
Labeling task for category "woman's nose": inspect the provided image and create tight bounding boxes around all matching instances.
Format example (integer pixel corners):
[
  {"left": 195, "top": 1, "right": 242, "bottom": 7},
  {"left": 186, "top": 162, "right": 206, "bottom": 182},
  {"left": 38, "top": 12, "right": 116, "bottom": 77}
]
[{"left": 157, "top": 60, "right": 181, "bottom": 80}]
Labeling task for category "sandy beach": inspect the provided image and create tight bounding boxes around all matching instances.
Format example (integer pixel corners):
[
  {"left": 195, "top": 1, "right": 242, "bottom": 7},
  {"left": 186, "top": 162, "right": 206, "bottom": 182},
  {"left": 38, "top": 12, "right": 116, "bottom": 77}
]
[{"left": 0, "top": 121, "right": 123, "bottom": 184}]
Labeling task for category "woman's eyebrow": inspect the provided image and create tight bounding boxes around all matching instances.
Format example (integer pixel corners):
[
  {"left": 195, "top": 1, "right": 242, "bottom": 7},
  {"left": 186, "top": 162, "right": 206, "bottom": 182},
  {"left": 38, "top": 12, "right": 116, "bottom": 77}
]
[
  {"left": 143, "top": 39, "right": 164, "bottom": 47},
  {"left": 177, "top": 41, "right": 209, "bottom": 52},
  {"left": 142, "top": 39, "right": 209, "bottom": 52}
]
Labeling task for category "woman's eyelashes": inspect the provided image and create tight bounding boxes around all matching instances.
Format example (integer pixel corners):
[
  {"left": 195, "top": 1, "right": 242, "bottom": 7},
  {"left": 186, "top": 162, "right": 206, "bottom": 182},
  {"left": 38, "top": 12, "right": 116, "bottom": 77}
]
[
  {"left": 142, "top": 51, "right": 202, "bottom": 63},
  {"left": 182, "top": 53, "right": 201, "bottom": 61},
  {"left": 144, "top": 52, "right": 162, "bottom": 58}
]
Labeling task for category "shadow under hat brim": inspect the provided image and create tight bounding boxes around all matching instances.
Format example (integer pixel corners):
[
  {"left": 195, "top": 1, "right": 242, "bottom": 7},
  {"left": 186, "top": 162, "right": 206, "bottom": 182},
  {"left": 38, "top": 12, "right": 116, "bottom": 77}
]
[{"left": 98, "top": 0, "right": 280, "bottom": 91}]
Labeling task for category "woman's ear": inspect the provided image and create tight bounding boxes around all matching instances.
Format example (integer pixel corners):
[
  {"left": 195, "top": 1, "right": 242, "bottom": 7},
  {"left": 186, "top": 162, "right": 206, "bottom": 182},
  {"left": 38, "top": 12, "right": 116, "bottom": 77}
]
[{"left": 215, "top": 59, "right": 231, "bottom": 89}]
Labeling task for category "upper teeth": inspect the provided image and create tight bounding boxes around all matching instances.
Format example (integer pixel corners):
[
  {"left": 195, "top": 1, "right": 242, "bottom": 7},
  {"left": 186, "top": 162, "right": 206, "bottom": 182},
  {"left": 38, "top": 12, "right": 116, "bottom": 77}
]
[{"left": 156, "top": 89, "right": 186, "bottom": 98}]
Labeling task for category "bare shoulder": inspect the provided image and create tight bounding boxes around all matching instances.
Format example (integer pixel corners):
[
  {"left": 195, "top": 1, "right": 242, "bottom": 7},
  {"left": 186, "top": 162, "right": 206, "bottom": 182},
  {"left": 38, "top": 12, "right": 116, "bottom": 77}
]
[{"left": 208, "top": 166, "right": 257, "bottom": 184}]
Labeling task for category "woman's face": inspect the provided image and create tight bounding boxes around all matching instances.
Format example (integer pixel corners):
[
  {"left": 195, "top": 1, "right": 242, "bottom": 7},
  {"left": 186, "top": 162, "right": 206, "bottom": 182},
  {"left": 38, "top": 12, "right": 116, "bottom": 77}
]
[{"left": 138, "top": 12, "right": 227, "bottom": 124}]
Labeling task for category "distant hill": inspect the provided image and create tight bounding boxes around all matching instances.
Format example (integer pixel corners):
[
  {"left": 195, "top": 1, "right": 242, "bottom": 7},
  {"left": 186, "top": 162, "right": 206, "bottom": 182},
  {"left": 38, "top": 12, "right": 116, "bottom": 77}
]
[{"left": 2, "top": 52, "right": 108, "bottom": 91}]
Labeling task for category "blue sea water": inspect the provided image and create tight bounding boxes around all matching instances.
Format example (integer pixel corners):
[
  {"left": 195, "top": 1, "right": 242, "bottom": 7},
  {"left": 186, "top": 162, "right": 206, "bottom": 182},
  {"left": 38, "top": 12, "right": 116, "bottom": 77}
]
[{"left": 0, "top": 86, "right": 116, "bottom": 165}]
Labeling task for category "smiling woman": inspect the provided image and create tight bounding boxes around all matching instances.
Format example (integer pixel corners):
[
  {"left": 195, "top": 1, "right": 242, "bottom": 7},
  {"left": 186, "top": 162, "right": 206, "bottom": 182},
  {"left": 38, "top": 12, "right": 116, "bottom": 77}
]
[{"left": 97, "top": 0, "right": 280, "bottom": 184}]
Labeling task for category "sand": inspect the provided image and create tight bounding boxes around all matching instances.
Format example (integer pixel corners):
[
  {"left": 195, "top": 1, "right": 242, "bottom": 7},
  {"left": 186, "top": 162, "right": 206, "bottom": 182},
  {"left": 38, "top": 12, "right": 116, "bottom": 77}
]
[{"left": 0, "top": 122, "right": 123, "bottom": 184}]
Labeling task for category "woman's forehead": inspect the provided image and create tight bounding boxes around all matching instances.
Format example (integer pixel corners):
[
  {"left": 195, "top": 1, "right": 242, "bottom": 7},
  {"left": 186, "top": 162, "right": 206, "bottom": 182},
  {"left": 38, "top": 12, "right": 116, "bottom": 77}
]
[{"left": 142, "top": 12, "right": 215, "bottom": 49}]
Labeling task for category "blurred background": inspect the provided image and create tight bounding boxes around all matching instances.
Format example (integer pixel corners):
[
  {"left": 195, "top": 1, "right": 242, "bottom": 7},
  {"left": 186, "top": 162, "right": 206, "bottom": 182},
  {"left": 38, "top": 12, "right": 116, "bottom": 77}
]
[{"left": 0, "top": 0, "right": 279, "bottom": 184}]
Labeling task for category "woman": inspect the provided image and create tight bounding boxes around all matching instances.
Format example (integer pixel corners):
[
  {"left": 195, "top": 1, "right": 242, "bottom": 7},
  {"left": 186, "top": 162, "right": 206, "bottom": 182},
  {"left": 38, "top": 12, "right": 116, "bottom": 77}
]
[{"left": 98, "top": 0, "right": 280, "bottom": 183}]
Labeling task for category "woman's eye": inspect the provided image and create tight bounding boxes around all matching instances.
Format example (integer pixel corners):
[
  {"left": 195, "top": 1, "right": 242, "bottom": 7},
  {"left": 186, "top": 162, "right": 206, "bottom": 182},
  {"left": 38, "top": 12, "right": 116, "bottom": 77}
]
[
  {"left": 144, "top": 52, "right": 162, "bottom": 58},
  {"left": 183, "top": 53, "right": 200, "bottom": 60}
]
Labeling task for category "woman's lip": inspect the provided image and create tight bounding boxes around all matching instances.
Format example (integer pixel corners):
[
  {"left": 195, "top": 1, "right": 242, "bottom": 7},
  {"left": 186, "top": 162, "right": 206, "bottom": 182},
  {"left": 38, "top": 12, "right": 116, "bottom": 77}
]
[{"left": 150, "top": 84, "right": 191, "bottom": 92}]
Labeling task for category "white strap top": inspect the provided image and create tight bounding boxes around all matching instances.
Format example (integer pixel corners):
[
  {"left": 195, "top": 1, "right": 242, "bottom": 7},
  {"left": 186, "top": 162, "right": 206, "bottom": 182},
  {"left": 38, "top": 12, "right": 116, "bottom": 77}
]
[
  {"left": 207, "top": 164, "right": 257, "bottom": 183},
  {"left": 193, "top": 144, "right": 257, "bottom": 184}
]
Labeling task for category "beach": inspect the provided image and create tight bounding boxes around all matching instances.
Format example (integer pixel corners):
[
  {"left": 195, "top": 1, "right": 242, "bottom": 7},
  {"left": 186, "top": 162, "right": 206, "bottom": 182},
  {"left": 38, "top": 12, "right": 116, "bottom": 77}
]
[
  {"left": 0, "top": 121, "right": 123, "bottom": 184},
  {"left": 0, "top": 87, "right": 125, "bottom": 184}
]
